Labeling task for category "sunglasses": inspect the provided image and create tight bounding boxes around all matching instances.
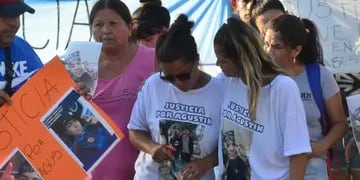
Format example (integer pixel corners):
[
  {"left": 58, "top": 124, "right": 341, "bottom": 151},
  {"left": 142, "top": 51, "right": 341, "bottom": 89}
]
[{"left": 159, "top": 71, "right": 192, "bottom": 83}]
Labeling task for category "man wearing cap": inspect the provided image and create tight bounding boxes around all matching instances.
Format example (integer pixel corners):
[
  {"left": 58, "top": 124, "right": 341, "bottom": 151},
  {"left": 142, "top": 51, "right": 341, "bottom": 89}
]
[{"left": 0, "top": 0, "right": 43, "bottom": 105}]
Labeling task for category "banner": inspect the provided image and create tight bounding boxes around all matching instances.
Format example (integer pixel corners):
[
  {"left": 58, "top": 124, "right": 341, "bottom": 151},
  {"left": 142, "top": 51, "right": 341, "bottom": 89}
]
[
  {"left": 18, "top": 0, "right": 359, "bottom": 73},
  {"left": 281, "top": 0, "right": 360, "bottom": 73}
]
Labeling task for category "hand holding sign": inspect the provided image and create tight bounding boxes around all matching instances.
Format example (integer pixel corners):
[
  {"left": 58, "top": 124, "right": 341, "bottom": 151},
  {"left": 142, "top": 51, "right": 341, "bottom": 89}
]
[{"left": 0, "top": 56, "right": 123, "bottom": 179}]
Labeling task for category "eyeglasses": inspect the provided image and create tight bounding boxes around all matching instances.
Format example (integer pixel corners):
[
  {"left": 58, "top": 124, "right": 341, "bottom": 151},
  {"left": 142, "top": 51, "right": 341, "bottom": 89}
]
[
  {"left": 159, "top": 70, "right": 192, "bottom": 83},
  {"left": 159, "top": 62, "right": 196, "bottom": 83}
]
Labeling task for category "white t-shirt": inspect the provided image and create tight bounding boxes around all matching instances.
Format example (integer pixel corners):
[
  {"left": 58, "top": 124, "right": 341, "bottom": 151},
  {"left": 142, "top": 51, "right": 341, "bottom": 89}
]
[
  {"left": 218, "top": 75, "right": 312, "bottom": 180},
  {"left": 128, "top": 72, "right": 224, "bottom": 180}
]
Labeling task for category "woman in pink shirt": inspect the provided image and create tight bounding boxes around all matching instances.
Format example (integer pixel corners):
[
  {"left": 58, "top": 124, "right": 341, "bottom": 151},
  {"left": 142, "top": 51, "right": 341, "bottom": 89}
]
[{"left": 89, "top": 0, "right": 155, "bottom": 179}]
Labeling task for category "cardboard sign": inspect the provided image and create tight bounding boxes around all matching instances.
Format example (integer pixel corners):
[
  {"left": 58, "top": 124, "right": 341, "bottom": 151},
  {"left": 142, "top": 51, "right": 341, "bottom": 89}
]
[{"left": 0, "top": 56, "right": 124, "bottom": 179}]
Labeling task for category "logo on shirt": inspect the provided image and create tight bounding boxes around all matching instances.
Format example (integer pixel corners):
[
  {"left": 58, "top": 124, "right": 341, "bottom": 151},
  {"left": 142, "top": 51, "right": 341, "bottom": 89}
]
[
  {"left": 222, "top": 101, "right": 264, "bottom": 133},
  {"left": 0, "top": 60, "right": 29, "bottom": 77},
  {"left": 156, "top": 102, "right": 212, "bottom": 125},
  {"left": 301, "top": 92, "right": 312, "bottom": 101}
]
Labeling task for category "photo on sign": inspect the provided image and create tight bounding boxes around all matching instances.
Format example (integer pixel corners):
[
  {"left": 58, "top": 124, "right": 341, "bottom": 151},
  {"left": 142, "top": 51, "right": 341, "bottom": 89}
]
[
  {"left": 220, "top": 120, "right": 252, "bottom": 180},
  {"left": 347, "top": 94, "right": 360, "bottom": 153},
  {"left": 41, "top": 88, "right": 118, "bottom": 172},
  {"left": 63, "top": 41, "right": 102, "bottom": 95},
  {"left": 0, "top": 148, "right": 43, "bottom": 180},
  {"left": 158, "top": 120, "right": 205, "bottom": 179}
]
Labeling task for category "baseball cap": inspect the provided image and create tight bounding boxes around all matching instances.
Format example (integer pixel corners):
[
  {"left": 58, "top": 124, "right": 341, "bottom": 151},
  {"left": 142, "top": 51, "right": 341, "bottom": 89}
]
[{"left": 0, "top": 0, "right": 35, "bottom": 17}]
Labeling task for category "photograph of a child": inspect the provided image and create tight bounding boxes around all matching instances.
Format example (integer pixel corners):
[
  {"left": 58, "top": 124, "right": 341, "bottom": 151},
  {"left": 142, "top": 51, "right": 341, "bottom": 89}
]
[
  {"left": 0, "top": 149, "right": 42, "bottom": 180},
  {"left": 64, "top": 50, "right": 97, "bottom": 94},
  {"left": 42, "top": 89, "right": 117, "bottom": 172}
]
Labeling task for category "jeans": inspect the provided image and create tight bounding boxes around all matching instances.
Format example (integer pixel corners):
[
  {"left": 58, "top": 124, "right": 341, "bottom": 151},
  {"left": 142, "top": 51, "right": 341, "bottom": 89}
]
[{"left": 305, "top": 157, "right": 329, "bottom": 180}]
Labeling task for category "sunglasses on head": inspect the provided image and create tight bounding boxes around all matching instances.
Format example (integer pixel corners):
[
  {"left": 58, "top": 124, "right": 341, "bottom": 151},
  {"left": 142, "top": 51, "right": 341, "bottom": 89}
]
[{"left": 159, "top": 70, "right": 192, "bottom": 83}]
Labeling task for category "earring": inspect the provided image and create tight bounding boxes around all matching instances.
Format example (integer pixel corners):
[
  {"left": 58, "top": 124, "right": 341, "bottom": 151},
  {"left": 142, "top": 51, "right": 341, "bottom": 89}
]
[{"left": 293, "top": 58, "right": 296, "bottom": 64}]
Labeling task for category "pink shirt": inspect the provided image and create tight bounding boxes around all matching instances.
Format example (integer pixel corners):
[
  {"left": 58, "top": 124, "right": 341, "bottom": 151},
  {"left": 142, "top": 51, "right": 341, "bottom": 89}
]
[{"left": 91, "top": 45, "right": 155, "bottom": 180}]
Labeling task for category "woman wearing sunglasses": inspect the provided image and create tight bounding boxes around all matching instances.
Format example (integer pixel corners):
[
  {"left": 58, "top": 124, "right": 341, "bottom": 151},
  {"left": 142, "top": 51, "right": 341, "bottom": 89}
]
[{"left": 128, "top": 14, "right": 223, "bottom": 180}]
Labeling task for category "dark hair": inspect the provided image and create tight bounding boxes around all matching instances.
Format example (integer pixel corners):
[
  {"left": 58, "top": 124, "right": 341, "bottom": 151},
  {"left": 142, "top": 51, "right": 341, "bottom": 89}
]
[
  {"left": 139, "top": 0, "right": 161, "bottom": 6},
  {"left": 248, "top": 0, "right": 262, "bottom": 15},
  {"left": 156, "top": 14, "right": 199, "bottom": 64},
  {"left": 265, "top": 14, "right": 323, "bottom": 64},
  {"left": 214, "top": 17, "right": 280, "bottom": 119},
  {"left": 52, "top": 113, "right": 83, "bottom": 137},
  {"left": 89, "top": 0, "right": 132, "bottom": 26},
  {"left": 250, "top": 0, "right": 286, "bottom": 30},
  {"left": 132, "top": 1, "right": 170, "bottom": 40}
]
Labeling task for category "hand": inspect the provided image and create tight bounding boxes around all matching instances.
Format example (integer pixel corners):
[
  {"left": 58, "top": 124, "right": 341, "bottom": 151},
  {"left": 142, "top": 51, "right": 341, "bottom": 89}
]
[
  {"left": 179, "top": 159, "right": 207, "bottom": 180},
  {"left": 1, "top": 163, "right": 14, "bottom": 180},
  {"left": 150, "top": 144, "right": 174, "bottom": 163},
  {"left": 310, "top": 140, "right": 328, "bottom": 158},
  {"left": 85, "top": 173, "right": 92, "bottom": 180},
  {"left": 0, "top": 89, "right": 12, "bottom": 106},
  {"left": 345, "top": 137, "right": 358, "bottom": 163},
  {"left": 83, "top": 115, "right": 98, "bottom": 124},
  {"left": 76, "top": 82, "right": 91, "bottom": 100},
  {"left": 83, "top": 60, "right": 97, "bottom": 80}
]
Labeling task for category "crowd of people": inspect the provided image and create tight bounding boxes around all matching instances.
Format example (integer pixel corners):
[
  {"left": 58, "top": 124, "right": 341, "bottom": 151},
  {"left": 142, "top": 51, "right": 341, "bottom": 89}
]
[{"left": 0, "top": 0, "right": 358, "bottom": 179}]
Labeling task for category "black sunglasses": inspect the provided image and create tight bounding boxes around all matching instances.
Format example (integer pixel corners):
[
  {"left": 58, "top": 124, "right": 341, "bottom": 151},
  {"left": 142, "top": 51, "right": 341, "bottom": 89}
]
[{"left": 159, "top": 70, "right": 192, "bottom": 83}]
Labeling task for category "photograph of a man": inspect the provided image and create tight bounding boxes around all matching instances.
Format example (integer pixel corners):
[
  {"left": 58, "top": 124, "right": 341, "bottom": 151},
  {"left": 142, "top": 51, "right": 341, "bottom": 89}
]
[
  {"left": 64, "top": 51, "right": 97, "bottom": 92},
  {"left": 222, "top": 130, "right": 249, "bottom": 180},
  {"left": 0, "top": 150, "right": 42, "bottom": 180}
]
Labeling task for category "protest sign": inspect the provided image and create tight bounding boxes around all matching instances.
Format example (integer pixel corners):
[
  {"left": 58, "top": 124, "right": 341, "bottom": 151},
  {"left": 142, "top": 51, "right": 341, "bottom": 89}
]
[{"left": 0, "top": 56, "right": 123, "bottom": 179}]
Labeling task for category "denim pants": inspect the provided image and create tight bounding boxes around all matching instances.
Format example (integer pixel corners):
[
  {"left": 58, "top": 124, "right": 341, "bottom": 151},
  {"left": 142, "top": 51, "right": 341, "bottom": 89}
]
[{"left": 304, "top": 157, "right": 329, "bottom": 180}]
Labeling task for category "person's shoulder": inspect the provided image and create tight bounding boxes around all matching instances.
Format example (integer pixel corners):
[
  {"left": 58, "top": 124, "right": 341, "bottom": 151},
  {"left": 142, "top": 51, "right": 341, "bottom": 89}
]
[
  {"left": 318, "top": 64, "right": 333, "bottom": 76},
  {"left": 273, "top": 74, "right": 294, "bottom": 82},
  {"left": 140, "top": 72, "right": 166, "bottom": 90},
  {"left": 209, "top": 75, "right": 226, "bottom": 89},
  {"left": 146, "top": 72, "right": 161, "bottom": 82},
  {"left": 137, "top": 44, "right": 155, "bottom": 56},
  {"left": 271, "top": 74, "right": 298, "bottom": 89},
  {"left": 132, "top": 44, "right": 155, "bottom": 70},
  {"left": 12, "top": 36, "right": 30, "bottom": 46}
]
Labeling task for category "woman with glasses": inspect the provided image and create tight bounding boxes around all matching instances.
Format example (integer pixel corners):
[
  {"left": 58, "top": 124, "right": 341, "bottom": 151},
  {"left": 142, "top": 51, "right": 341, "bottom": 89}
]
[
  {"left": 89, "top": 0, "right": 155, "bottom": 179},
  {"left": 128, "top": 14, "right": 223, "bottom": 180}
]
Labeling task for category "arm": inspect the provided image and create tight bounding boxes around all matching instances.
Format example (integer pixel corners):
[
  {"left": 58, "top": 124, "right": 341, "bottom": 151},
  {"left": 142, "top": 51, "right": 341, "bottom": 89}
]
[
  {"left": 0, "top": 90, "right": 12, "bottom": 106},
  {"left": 180, "top": 151, "right": 218, "bottom": 180},
  {"left": 129, "top": 129, "right": 173, "bottom": 163},
  {"left": 289, "top": 153, "right": 308, "bottom": 180},
  {"left": 311, "top": 92, "right": 347, "bottom": 157}
]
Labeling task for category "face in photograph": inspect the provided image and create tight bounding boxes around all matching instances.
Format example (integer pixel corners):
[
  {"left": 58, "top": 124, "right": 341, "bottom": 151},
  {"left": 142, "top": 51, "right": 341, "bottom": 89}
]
[{"left": 64, "top": 119, "right": 84, "bottom": 136}]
